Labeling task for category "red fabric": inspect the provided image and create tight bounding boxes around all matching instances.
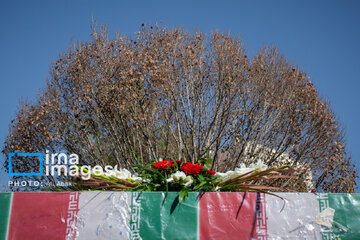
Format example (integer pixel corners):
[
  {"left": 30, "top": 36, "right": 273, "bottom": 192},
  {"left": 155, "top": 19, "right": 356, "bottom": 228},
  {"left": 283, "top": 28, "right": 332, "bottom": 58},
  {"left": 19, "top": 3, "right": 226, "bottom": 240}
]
[
  {"left": 199, "top": 192, "right": 258, "bottom": 240},
  {"left": 8, "top": 192, "right": 70, "bottom": 240}
]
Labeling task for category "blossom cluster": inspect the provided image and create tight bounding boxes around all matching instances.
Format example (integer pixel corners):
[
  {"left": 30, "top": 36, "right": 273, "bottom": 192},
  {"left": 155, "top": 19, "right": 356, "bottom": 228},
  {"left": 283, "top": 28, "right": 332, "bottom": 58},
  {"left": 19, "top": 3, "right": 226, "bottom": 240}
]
[
  {"left": 74, "top": 157, "right": 294, "bottom": 199},
  {"left": 153, "top": 159, "right": 215, "bottom": 177},
  {"left": 110, "top": 159, "right": 269, "bottom": 189},
  {"left": 110, "top": 168, "right": 143, "bottom": 182},
  {"left": 151, "top": 159, "right": 217, "bottom": 188},
  {"left": 180, "top": 162, "right": 203, "bottom": 176},
  {"left": 153, "top": 160, "right": 182, "bottom": 170},
  {"left": 166, "top": 171, "right": 193, "bottom": 187},
  {"left": 215, "top": 160, "right": 268, "bottom": 180}
]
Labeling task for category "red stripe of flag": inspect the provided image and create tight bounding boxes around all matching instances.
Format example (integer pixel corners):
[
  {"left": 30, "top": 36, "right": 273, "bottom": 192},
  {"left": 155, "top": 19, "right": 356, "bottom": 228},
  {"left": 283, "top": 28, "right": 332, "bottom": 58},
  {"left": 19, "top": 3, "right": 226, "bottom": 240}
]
[
  {"left": 8, "top": 192, "right": 72, "bottom": 240},
  {"left": 199, "top": 192, "right": 261, "bottom": 240}
]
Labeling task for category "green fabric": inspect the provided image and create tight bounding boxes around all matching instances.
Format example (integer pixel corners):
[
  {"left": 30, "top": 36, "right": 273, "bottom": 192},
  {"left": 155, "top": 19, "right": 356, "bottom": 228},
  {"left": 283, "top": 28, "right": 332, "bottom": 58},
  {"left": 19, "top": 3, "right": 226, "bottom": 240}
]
[
  {"left": 0, "top": 193, "right": 11, "bottom": 240},
  {"left": 327, "top": 193, "right": 360, "bottom": 240},
  {"left": 137, "top": 192, "right": 198, "bottom": 240},
  {"left": 319, "top": 193, "right": 360, "bottom": 239}
]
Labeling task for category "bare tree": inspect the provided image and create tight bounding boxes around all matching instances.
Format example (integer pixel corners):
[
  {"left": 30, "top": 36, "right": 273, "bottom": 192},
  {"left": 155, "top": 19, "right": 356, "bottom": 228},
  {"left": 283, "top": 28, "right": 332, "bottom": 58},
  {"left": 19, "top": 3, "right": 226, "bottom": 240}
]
[{"left": 2, "top": 24, "right": 357, "bottom": 192}]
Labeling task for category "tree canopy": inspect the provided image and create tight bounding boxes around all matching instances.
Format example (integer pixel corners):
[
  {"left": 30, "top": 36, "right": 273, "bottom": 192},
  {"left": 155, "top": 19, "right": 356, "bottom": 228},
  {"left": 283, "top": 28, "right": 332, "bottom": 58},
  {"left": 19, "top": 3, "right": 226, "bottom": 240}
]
[{"left": 3, "top": 24, "right": 357, "bottom": 192}]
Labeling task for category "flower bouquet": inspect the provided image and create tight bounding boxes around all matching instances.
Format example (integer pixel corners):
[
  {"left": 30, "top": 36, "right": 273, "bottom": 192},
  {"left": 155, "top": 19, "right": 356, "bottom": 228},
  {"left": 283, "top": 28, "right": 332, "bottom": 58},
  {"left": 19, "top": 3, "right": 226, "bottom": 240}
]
[{"left": 73, "top": 158, "right": 297, "bottom": 202}]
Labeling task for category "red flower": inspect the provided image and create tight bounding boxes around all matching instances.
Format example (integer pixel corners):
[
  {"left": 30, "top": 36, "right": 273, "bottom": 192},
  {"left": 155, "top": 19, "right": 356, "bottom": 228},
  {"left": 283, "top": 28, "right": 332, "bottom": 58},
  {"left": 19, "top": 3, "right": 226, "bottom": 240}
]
[
  {"left": 153, "top": 160, "right": 174, "bottom": 170},
  {"left": 180, "top": 162, "right": 204, "bottom": 176},
  {"left": 153, "top": 160, "right": 183, "bottom": 170},
  {"left": 206, "top": 169, "right": 216, "bottom": 176}
]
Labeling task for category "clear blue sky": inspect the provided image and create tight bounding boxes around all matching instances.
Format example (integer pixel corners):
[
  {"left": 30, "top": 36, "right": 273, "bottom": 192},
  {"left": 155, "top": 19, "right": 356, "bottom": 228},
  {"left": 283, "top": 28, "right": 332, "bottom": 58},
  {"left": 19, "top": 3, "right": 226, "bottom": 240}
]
[{"left": 1, "top": 0, "right": 360, "bottom": 191}]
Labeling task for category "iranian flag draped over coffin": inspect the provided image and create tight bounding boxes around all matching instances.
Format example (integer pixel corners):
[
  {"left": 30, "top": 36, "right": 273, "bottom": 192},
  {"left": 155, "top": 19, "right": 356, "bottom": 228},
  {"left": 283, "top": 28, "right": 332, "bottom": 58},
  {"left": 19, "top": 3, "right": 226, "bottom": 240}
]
[{"left": 0, "top": 192, "right": 359, "bottom": 239}]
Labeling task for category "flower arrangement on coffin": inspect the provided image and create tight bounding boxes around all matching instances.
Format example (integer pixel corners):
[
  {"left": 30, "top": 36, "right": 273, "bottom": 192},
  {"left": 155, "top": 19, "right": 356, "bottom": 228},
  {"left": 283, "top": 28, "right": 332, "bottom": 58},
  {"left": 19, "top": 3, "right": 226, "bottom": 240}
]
[{"left": 73, "top": 158, "right": 297, "bottom": 202}]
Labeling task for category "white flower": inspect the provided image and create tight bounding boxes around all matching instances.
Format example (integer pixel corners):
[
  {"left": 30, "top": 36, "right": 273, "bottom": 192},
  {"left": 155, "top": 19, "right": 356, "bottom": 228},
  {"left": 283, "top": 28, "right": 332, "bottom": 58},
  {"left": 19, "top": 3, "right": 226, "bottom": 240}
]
[
  {"left": 166, "top": 171, "right": 193, "bottom": 187},
  {"left": 249, "top": 160, "right": 267, "bottom": 171},
  {"left": 166, "top": 178, "right": 174, "bottom": 183},
  {"left": 142, "top": 178, "right": 151, "bottom": 183},
  {"left": 234, "top": 167, "right": 254, "bottom": 175},
  {"left": 131, "top": 176, "right": 143, "bottom": 183},
  {"left": 214, "top": 172, "right": 226, "bottom": 178},
  {"left": 183, "top": 177, "right": 193, "bottom": 187},
  {"left": 215, "top": 171, "right": 234, "bottom": 180},
  {"left": 172, "top": 171, "right": 187, "bottom": 181},
  {"left": 113, "top": 168, "right": 132, "bottom": 179},
  {"left": 110, "top": 168, "right": 145, "bottom": 183},
  {"left": 215, "top": 160, "right": 268, "bottom": 181},
  {"left": 215, "top": 168, "right": 251, "bottom": 180}
]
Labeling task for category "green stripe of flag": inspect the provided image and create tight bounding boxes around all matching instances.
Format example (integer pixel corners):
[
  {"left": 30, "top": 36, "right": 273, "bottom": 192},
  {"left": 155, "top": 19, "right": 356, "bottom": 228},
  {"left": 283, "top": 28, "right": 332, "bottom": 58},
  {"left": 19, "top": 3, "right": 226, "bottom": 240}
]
[
  {"left": 131, "top": 192, "right": 198, "bottom": 240},
  {"left": 318, "top": 193, "right": 360, "bottom": 240},
  {"left": 0, "top": 193, "right": 12, "bottom": 240},
  {"left": 328, "top": 193, "right": 360, "bottom": 239}
]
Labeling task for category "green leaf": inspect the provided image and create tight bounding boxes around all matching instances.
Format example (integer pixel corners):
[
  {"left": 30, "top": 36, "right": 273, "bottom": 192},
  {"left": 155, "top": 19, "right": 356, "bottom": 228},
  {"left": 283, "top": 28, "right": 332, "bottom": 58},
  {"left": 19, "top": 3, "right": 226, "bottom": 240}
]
[
  {"left": 165, "top": 172, "right": 169, "bottom": 199},
  {"left": 199, "top": 157, "right": 212, "bottom": 169},
  {"left": 193, "top": 181, "right": 206, "bottom": 190},
  {"left": 179, "top": 188, "right": 189, "bottom": 203},
  {"left": 198, "top": 174, "right": 205, "bottom": 182}
]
